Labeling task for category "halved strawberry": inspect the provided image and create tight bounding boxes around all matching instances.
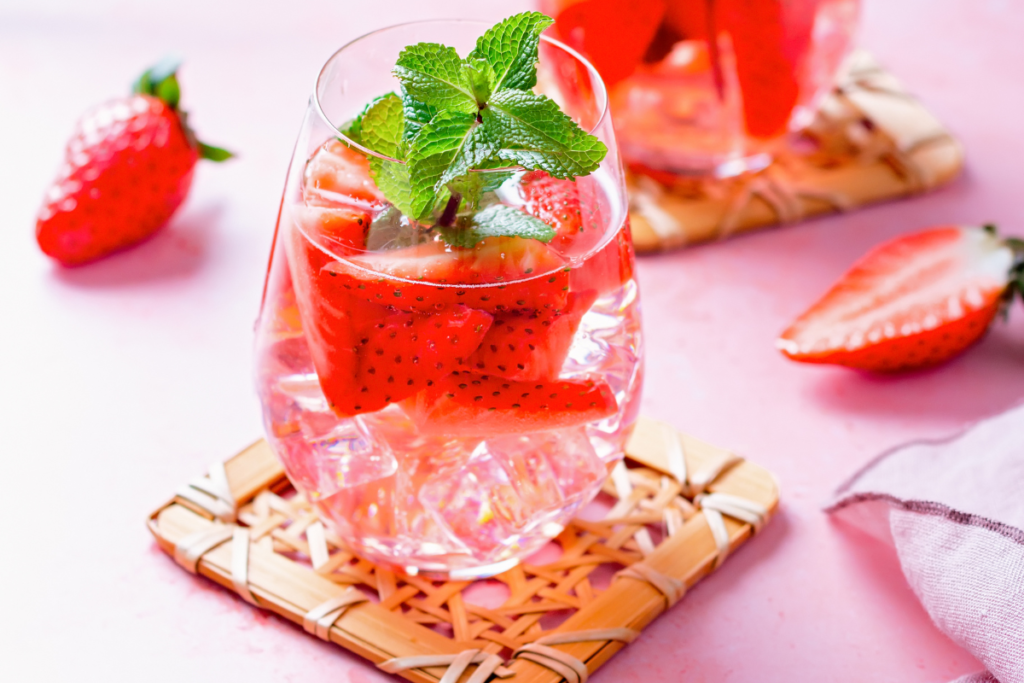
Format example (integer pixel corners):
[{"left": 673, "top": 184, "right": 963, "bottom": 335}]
[
  {"left": 466, "top": 290, "right": 598, "bottom": 381},
  {"left": 322, "top": 237, "right": 570, "bottom": 314},
  {"left": 778, "top": 225, "right": 1023, "bottom": 372},
  {"left": 304, "top": 139, "right": 385, "bottom": 206},
  {"left": 402, "top": 370, "right": 618, "bottom": 435}
]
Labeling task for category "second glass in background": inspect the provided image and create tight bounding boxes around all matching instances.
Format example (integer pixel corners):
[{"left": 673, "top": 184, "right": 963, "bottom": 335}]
[{"left": 542, "top": 0, "right": 860, "bottom": 177}]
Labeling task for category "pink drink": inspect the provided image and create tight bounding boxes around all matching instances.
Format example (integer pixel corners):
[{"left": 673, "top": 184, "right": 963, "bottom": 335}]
[{"left": 254, "top": 23, "right": 643, "bottom": 578}]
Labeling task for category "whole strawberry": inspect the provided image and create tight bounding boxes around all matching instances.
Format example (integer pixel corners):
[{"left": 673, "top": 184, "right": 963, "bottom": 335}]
[
  {"left": 778, "top": 225, "right": 1024, "bottom": 373},
  {"left": 36, "top": 59, "right": 231, "bottom": 266}
]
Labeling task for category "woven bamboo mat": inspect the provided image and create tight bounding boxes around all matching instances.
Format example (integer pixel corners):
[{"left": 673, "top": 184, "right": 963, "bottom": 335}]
[
  {"left": 628, "top": 50, "right": 964, "bottom": 252},
  {"left": 149, "top": 416, "right": 778, "bottom": 683}
]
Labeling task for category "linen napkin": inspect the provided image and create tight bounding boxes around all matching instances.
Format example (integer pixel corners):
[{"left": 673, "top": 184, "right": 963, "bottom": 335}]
[{"left": 826, "top": 404, "right": 1024, "bottom": 683}]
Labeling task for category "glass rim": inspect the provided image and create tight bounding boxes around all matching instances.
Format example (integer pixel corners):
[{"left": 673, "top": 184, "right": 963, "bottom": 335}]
[{"left": 312, "top": 18, "right": 610, "bottom": 173}]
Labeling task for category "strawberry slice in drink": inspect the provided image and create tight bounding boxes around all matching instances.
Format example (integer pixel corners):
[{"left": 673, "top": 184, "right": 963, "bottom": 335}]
[
  {"left": 305, "top": 140, "right": 386, "bottom": 206},
  {"left": 466, "top": 290, "right": 598, "bottom": 381},
  {"left": 519, "top": 170, "right": 633, "bottom": 298},
  {"left": 543, "top": 0, "right": 667, "bottom": 88},
  {"left": 520, "top": 171, "right": 606, "bottom": 255},
  {"left": 322, "top": 236, "right": 570, "bottom": 314},
  {"left": 720, "top": 0, "right": 817, "bottom": 139},
  {"left": 316, "top": 303, "right": 494, "bottom": 416},
  {"left": 402, "top": 370, "right": 618, "bottom": 435},
  {"left": 288, "top": 206, "right": 493, "bottom": 416}
]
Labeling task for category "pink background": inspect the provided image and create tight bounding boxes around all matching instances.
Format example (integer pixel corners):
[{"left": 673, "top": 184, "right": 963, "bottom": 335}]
[{"left": 2, "top": 0, "right": 1022, "bottom": 680}]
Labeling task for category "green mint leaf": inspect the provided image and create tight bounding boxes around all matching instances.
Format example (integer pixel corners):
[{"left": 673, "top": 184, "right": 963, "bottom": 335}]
[
  {"left": 408, "top": 109, "right": 497, "bottom": 194},
  {"left": 401, "top": 87, "right": 437, "bottom": 142},
  {"left": 358, "top": 92, "right": 404, "bottom": 158},
  {"left": 438, "top": 204, "right": 555, "bottom": 248},
  {"left": 393, "top": 43, "right": 479, "bottom": 114},
  {"left": 483, "top": 89, "right": 607, "bottom": 178},
  {"left": 463, "top": 57, "right": 495, "bottom": 104},
  {"left": 468, "top": 12, "right": 553, "bottom": 92},
  {"left": 338, "top": 93, "right": 392, "bottom": 144},
  {"left": 370, "top": 157, "right": 442, "bottom": 221}
]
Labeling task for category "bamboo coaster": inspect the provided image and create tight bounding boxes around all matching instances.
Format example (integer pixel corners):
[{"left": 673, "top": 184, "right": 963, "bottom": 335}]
[
  {"left": 628, "top": 50, "right": 964, "bottom": 252},
  {"left": 149, "top": 416, "right": 779, "bottom": 683}
]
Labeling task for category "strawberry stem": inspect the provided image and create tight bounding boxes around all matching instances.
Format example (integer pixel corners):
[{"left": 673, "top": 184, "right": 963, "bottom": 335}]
[
  {"left": 133, "top": 58, "right": 235, "bottom": 162},
  {"left": 437, "top": 192, "right": 462, "bottom": 228}
]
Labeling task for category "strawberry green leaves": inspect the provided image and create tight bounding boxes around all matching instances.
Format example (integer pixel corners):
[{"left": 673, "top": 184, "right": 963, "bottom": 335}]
[{"left": 343, "top": 11, "right": 606, "bottom": 246}]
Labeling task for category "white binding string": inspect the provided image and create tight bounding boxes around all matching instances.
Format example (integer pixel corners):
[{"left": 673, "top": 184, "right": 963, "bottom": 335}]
[
  {"left": 231, "top": 527, "right": 258, "bottom": 605},
  {"left": 697, "top": 492, "right": 770, "bottom": 533},
  {"left": 173, "top": 525, "right": 234, "bottom": 574},
  {"left": 513, "top": 629, "right": 639, "bottom": 683},
  {"left": 302, "top": 589, "right": 369, "bottom": 641},
  {"left": 616, "top": 563, "right": 685, "bottom": 608},
  {"left": 661, "top": 423, "right": 688, "bottom": 489},
  {"left": 175, "top": 461, "right": 236, "bottom": 523},
  {"left": 379, "top": 650, "right": 513, "bottom": 683}
]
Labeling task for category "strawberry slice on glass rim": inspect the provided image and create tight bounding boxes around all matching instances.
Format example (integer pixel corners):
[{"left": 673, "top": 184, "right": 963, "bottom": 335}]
[{"left": 778, "top": 225, "right": 1024, "bottom": 373}]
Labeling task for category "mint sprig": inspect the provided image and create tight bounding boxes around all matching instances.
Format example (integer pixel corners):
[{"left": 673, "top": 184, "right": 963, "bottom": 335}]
[{"left": 342, "top": 12, "right": 607, "bottom": 247}]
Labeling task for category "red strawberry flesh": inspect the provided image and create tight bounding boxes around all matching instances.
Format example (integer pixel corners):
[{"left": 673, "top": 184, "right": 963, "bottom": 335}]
[
  {"left": 466, "top": 290, "right": 598, "bottom": 381},
  {"left": 322, "top": 237, "right": 571, "bottom": 314},
  {"left": 778, "top": 226, "right": 1014, "bottom": 372},
  {"left": 401, "top": 371, "right": 618, "bottom": 435}
]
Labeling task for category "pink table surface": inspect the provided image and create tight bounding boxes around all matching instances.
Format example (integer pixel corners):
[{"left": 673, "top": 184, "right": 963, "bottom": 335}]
[{"left": 2, "top": 0, "right": 1022, "bottom": 680}]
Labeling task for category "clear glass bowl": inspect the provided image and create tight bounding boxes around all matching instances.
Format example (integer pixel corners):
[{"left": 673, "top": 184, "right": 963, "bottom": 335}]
[{"left": 254, "top": 20, "right": 644, "bottom": 579}]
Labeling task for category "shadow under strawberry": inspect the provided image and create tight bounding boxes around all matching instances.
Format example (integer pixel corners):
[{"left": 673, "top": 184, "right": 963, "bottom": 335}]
[{"left": 49, "top": 200, "right": 223, "bottom": 288}]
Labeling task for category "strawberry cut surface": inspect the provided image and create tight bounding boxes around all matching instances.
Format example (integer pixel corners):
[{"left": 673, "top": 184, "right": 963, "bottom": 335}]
[
  {"left": 322, "top": 237, "right": 570, "bottom": 314},
  {"left": 466, "top": 290, "right": 598, "bottom": 381},
  {"left": 402, "top": 371, "right": 618, "bottom": 435},
  {"left": 778, "top": 226, "right": 1014, "bottom": 372},
  {"left": 305, "top": 140, "right": 385, "bottom": 207}
]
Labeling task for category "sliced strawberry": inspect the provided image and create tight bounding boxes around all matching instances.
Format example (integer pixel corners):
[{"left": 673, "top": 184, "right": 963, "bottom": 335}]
[
  {"left": 402, "top": 371, "right": 617, "bottom": 435},
  {"left": 315, "top": 304, "right": 494, "bottom": 416},
  {"left": 720, "top": 0, "right": 816, "bottom": 138},
  {"left": 544, "top": 0, "right": 667, "bottom": 88},
  {"left": 466, "top": 290, "right": 598, "bottom": 381},
  {"left": 778, "top": 226, "right": 1018, "bottom": 372},
  {"left": 304, "top": 140, "right": 385, "bottom": 206},
  {"left": 322, "top": 237, "right": 570, "bottom": 314},
  {"left": 521, "top": 171, "right": 585, "bottom": 249},
  {"left": 520, "top": 171, "right": 608, "bottom": 256},
  {"left": 293, "top": 204, "right": 370, "bottom": 257}
]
